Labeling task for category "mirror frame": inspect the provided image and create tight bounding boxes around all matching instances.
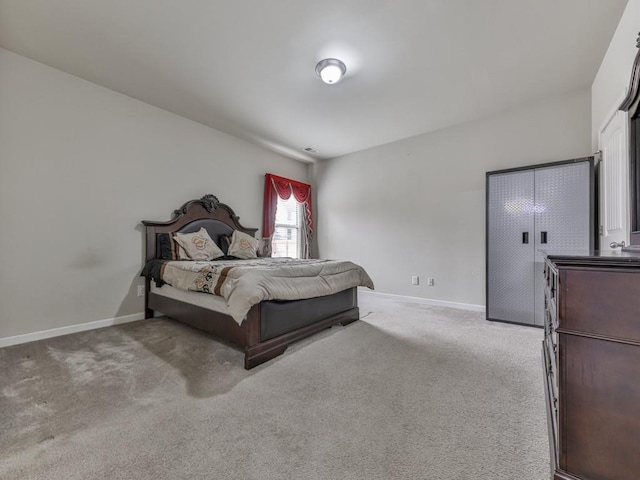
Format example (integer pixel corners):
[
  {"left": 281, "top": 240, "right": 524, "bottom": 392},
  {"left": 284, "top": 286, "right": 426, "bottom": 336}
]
[{"left": 619, "top": 33, "right": 640, "bottom": 246}]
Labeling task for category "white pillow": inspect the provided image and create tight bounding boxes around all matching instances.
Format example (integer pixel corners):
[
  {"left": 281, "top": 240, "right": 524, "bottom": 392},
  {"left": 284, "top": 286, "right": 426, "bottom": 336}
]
[
  {"left": 228, "top": 230, "right": 259, "bottom": 259},
  {"left": 174, "top": 228, "right": 224, "bottom": 261}
]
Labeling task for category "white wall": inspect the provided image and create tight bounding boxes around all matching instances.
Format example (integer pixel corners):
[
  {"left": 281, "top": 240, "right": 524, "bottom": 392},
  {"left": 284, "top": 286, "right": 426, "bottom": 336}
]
[
  {"left": 0, "top": 48, "right": 307, "bottom": 339},
  {"left": 591, "top": 0, "right": 640, "bottom": 150},
  {"left": 312, "top": 89, "right": 592, "bottom": 307}
]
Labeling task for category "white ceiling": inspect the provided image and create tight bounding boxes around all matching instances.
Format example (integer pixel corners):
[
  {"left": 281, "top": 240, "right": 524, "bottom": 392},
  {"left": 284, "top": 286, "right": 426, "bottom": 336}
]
[{"left": 0, "top": 1, "right": 629, "bottom": 162}]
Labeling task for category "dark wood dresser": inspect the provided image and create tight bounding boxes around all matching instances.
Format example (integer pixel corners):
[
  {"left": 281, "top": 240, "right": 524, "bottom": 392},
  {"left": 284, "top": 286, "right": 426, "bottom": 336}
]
[{"left": 543, "top": 252, "right": 640, "bottom": 480}]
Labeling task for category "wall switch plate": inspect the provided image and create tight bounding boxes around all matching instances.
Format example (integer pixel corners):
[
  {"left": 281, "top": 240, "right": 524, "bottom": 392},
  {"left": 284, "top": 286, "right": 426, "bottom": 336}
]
[
  {"left": 411, "top": 276, "right": 419, "bottom": 285},
  {"left": 427, "top": 278, "right": 435, "bottom": 286},
  {"left": 137, "top": 285, "right": 145, "bottom": 297}
]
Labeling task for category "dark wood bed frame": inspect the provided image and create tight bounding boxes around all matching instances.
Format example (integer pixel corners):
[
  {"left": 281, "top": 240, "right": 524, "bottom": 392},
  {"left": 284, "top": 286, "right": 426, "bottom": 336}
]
[{"left": 142, "top": 194, "right": 360, "bottom": 369}]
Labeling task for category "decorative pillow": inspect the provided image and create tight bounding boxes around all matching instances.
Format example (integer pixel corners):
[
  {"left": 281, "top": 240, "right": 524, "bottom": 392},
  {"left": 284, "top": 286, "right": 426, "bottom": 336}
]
[
  {"left": 227, "top": 230, "right": 259, "bottom": 259},
  {"left": 173, "top": 228, "right": 224, "bottom": 261},
  {"left": 157, "top": 233, "right": 190, "bottom": 260}
]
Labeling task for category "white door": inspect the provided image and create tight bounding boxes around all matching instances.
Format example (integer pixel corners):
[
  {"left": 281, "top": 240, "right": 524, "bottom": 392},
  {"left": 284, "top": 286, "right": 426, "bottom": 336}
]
[{"left": 599, "top": 109, "right": 628, "bottom": 251}]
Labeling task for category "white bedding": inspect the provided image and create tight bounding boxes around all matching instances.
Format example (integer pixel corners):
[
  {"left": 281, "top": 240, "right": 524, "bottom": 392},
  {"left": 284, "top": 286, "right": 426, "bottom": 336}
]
[{"left": 157, "top": 257, "right": 374, "bottom": 325}]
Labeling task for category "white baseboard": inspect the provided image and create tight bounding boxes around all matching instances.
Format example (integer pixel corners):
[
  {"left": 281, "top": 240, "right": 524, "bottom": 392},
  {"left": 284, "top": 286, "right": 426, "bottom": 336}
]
[
  {"left": 358, "top": 288, "right": 485, "bottom": 313},
  {"left": 1, "top": 290, "right": 484, "bottom": 348},
  {"left": 0, "top": 312, "right": 145, "bottom": 348}
]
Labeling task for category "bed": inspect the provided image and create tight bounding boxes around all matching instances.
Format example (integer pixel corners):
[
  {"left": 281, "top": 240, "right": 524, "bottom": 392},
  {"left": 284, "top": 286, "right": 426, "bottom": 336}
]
[{"left": 142, "top": 194, "right": 373, "bottom": 369}]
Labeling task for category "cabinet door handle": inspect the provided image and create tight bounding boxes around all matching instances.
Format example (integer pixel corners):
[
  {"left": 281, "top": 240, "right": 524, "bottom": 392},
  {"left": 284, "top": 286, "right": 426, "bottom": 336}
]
[
  {"left": 522, "top": 232, "right": 529, "bottom": 244},
  {"left": 541, "top": 231, "right": 548, "bottom": 244}
]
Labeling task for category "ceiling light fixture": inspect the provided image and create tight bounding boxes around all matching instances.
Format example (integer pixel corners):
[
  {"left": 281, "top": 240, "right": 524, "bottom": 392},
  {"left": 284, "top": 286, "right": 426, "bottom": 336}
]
[{"left": 315, "top": 58, "right": 346, "bottom": 84}]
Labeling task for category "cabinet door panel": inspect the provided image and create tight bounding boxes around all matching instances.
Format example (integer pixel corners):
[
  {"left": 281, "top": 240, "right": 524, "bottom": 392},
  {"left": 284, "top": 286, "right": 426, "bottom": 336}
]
[
  {"left": 533, "top": 163, "right": 591, "bottom": 326},
  {"left": 487, "top": 170, "right": 535, "bottom": 324}
]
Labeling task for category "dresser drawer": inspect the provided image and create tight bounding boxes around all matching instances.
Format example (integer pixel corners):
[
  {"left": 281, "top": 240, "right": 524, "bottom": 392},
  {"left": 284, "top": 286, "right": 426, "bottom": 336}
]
[
  {"left": 561, "top": 268, "right": 640, "bottom": 341},
  {"left": 542, "top": 342, "right": 558, "bottom": 458},
  {"left": 545, "top": 264, "right": 559, "bottom": 328},
  {"left": 544, "top": 310, "right": 558, "bottom": 357},
  {"left": 544, "top": 261, "right": 558, "bottom": 302},
  {"left": 559, "top": 334, "right": 640, "bottom": 479},
  {"left": 548, "top": 295, "right": 557, "bottom": 329},
  {"left": 544, "top": 334, "right": 558, "bottom": 400}
]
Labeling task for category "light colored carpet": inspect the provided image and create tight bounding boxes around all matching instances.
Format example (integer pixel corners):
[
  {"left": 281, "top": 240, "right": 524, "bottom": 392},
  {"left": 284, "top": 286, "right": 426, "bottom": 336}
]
[{"left": 0, "top": 294, "right": 549, "bottom": 480}]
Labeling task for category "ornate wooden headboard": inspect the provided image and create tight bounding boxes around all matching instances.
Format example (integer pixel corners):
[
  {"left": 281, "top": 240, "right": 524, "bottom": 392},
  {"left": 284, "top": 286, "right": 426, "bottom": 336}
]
[{"left": 141, "top": 194, "right": 258, "bottom": 262}]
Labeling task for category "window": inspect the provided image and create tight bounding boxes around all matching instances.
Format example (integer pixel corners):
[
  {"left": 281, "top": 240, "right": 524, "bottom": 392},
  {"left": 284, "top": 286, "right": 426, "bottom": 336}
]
[
  {"left": 263, "top": 173, "right": 312, "bottom": 259},
  {"left": 272, "top": 195, "right": 302, "bottom": 258}
]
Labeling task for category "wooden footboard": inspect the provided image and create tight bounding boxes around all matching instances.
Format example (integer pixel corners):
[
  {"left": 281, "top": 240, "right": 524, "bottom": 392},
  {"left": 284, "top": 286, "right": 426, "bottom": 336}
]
[
  {"left": 148, "top": 292, "right": 259, "bottom": 348},
  {"left": 244, "top": 307, "right": 359, "bottom": 369}
]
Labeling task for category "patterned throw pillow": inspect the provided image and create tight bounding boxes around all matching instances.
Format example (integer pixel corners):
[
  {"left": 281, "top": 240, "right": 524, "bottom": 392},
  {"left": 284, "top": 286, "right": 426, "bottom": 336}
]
[
  {"left": 173, "top": 228, "right": 224, "bottom": 261},
  {"left": 227, "top": 230, "right": 259, "bottom": 259}
]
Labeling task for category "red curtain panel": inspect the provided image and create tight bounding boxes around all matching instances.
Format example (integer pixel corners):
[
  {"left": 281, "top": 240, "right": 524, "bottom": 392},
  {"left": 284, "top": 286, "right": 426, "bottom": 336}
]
[{"left": 262, "top": 173, "right": 313, "bottom": 257}]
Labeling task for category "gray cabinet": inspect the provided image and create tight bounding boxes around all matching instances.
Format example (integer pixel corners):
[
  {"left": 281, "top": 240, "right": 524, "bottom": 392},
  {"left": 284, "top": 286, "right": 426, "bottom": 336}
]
[{"left": 486, "top": 158, "right": 594, "bottom": 326}]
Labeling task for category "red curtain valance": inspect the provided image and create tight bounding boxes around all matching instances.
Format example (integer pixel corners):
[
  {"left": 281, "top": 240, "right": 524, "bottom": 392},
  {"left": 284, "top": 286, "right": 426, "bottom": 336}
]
[{"left": 262, "top": 173, "right": 313, "bottom": 239}]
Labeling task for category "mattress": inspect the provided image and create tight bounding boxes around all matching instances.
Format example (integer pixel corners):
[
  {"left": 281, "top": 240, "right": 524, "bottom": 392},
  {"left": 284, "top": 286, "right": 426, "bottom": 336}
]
[{"left": 151, "top": 283, "right": 229, "bottom": 314}]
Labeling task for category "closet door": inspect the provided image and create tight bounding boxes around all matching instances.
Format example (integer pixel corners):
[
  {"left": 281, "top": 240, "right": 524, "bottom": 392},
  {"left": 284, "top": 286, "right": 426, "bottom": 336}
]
[
  {"left": 487, "top": 170, "right": 535, "bottom": 324},
  {"left": 533, "top": 162, "right": 592, "bottom": 326}
]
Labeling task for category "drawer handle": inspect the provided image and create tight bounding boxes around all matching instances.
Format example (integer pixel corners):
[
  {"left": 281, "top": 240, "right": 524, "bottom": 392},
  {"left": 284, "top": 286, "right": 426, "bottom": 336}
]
[
  {"left": 522, "top": 232, "right": 529, "bottom": 244},
  {"left": 541, "top": 231, "right": 548, "bottom": 244}
]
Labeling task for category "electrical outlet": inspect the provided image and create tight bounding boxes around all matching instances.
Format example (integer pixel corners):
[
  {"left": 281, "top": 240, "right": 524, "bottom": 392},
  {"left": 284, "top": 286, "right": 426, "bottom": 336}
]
[
  {"left": 427, "top": 278, "right": 435, "bottom": 286},
  {"left": 411, "top": 276, "right": 419, "bottom": 285},
  {"left": 137, "top": 285, "right": 145, "bottom": 297}
]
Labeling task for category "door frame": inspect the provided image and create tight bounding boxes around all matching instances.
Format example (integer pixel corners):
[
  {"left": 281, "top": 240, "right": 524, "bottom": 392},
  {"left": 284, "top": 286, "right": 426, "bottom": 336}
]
[{"left": 598, "top": 91, "right": 630, "bottom": 250}]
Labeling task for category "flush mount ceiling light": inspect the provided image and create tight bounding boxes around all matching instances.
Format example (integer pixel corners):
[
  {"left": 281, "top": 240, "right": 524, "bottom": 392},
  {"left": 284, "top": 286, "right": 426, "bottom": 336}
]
[{"left": 315, "top": 58, "right": 346, "bottom": 84}]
